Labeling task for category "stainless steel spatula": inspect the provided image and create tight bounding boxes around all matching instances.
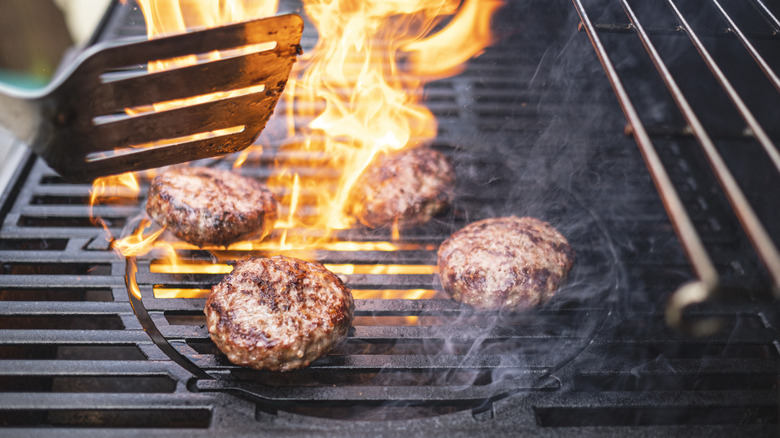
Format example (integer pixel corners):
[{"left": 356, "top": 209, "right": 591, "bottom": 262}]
[{"left": 0, "top": 14, "right": 303, "bottom": 182}]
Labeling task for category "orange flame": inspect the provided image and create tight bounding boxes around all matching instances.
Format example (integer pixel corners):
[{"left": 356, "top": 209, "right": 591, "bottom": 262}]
[
  {"left": 93, "top": 0, "right": 503, "bottom": 311},
  {"left": 89, "top": 172, "right": 143, "bottom": 243},
  {"left": 271, "top": 0, "right": 505, "bottom": 244},
  {"left": 101, "top": 0, "right": 279, "bottom": 262},
  {"left": 113, "top": 218, "right": 166, "bottom": 257},
  {"left": 401, "top": 0, "right": 505, "bottom": 79}
]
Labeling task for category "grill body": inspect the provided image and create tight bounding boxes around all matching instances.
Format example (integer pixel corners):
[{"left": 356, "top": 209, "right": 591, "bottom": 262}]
[{"left": 0, "top": 0, "right": 778, "bottom": 435}]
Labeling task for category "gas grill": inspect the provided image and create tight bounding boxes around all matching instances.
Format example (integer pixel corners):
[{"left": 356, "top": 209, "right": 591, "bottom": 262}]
[{"left": 0, "top": 0, "right": 778, "bottom": 435}]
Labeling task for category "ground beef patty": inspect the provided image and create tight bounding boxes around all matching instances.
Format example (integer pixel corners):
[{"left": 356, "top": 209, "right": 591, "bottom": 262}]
[
  {"left": 437, "top": 216, "right": 574, "bottom": 311},
  {"left": 205, "top": 256, "right": 354, "bottom": 371},
  {"left": 350, "top": 147, "right": 455, "bottom": 228},
  {"left": 146, "top": 167, "right": 277, "bottom": 247}
]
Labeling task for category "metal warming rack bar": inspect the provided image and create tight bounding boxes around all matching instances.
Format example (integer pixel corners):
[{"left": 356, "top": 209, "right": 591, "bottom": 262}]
[{"left": 573, "top": 0, "right": 780, "bottom": 333}]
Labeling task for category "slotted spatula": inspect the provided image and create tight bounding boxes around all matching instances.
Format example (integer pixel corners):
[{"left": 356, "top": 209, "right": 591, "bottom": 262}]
[{"left": 0, "top": 13, "right": 303, "bottom": 182}]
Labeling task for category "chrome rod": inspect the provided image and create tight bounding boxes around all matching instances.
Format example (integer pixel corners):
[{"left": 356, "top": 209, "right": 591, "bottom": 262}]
[
  {"left": 750, "top": 0, "right": 780, "bottom": 33},
  {"left": 572, "top": 1, "right": 719, "bottom": 295},
  {"left": 623, "top": 0, "right": 780, "bottom": 294},
  {"left": 712, "top": 0, "right": 780, "bottom": 94},
  {"left": 665, "top": 0, "right": 780, "bottom": 176},
  {"left": 663, "top": 0, "right": 780, "bottom": 293}
]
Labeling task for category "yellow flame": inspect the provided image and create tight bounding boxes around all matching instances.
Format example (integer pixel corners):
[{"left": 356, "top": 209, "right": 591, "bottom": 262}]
[
  {"left": 324, "top": 264, "right": 437, "bottom": 275},
  {"left": 268, "top": 0, "right": 505, "bottom": 248},
  {"left": 126, "top": 258, "right": 143, "bottom": 300},
  {"left": 96, "top": 0, "right": 503, "bottom": 298},
  {"left": 90, "top": 172, "right": 143, "bottom": 246},
  {"left": 401, "top": 0, "right": 505, "bottom": 79},
  {"left": 154, "top": 288, "right": 212, "bottom": 299},
  {"left": 351, "top": 289, "right": 436, "bottom": 299},
  {"left": 95, "top": 0, "right": 280, "bottom": 262},
  {"left": 132, "top": 0, "right": 279, "bottom": 119},
  {"left": 150, "top": 261, "right": 234, "bottom": 274},
  {"left": 113, "top": 219, "right": 166, "bottom": 257}
]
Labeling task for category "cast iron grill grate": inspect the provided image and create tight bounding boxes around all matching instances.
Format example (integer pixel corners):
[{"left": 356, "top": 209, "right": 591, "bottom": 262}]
[{"left": 0, "top": 0, "right": 777, "bottom": 434}]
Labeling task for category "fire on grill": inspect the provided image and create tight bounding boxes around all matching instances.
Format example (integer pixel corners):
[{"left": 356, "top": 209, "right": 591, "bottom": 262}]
[
  {"left": 89, "top": 0, "right": 558, "bottom": 373},
  {"left": 2, "top": 0, "right": 778, "bottom": 432}
]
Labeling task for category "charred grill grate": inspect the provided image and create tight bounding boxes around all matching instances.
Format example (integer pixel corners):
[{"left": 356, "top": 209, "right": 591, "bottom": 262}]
[{"left": 0, "top": 0, "right": 778, "bottom": 434}]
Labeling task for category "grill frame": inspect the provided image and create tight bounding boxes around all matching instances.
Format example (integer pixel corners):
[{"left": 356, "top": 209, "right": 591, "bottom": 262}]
[{"left": 0, "top": 0, "right": 778, "bottom": 434}]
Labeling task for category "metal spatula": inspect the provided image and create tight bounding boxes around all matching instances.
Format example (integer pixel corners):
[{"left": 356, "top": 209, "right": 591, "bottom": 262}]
[{"left": 0, "top": 14, "right": 303, "bottom": 182}]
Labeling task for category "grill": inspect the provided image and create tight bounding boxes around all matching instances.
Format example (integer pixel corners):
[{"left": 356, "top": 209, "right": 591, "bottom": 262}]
[{"left": 0, "top": 0, "right": 778, "bottom": 434}]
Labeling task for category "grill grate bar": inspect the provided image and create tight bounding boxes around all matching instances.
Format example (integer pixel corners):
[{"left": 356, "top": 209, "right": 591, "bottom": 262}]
[
  {"left": 0, "top": 276, "right": 124, "bottom": 288},
  {"left": 155, "top": 323, "right": 588, "bottom": 342},
  {"left": 0, "top": 330, "right": 151, "bottom": 344},
  {"left": 0, "top": 393, "right": 214, "bottom": 410},
  {"left": 0, "top": 302, "right": 131, "bottom": 315},
  {"left": 573, "top": 357, "right": 780, "bottom": 375},
  {"left": 531, "top": 390, "right": 778, "bottom": 410},
  {"left": 196, "top": 377, "right": 552, "bottom": 402},
  {"left": 192, "top": 354, "right": 559, "bottom": 370},
  {"left": 0, "top": 360, "right": 174, "bottom": 375}
]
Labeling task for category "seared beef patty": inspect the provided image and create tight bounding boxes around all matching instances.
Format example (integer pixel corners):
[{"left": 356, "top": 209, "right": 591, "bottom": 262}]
[
  {"left": 437, "top": 216, "right": 574, "bottom": 311},
  {"left": 350, "top": 147, "right": 455, "bottom": 228},
  {"left": 146, "top": 167, "right": 277, "bottom": 247},
  {"left": 205, "top": 256, "right": 354, "bottom": 371}
]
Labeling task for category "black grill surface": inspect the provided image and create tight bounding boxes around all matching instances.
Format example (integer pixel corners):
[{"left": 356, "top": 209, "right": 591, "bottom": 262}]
[{"left": 0, "top": 0, "right": 778, "bottom": 435}]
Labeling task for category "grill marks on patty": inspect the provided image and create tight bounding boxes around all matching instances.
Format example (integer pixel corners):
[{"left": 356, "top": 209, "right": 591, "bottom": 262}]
[
  {"left": 350, "top": 147, "right": 455, "bottom": 228},
  {"left": 438, "top": 216, "right": 574, "bottom": 311},
  {"left": 146, "top": 167, "right": 278, "bottom": 247},
  {"left": 205, "top": 256, "right": 354, "bottom": 372}
]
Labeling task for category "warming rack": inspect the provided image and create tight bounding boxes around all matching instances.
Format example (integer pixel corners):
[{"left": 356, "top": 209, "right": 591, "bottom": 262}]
[{"left": 573, "top": 0, "right": 780, "bottom": 334}]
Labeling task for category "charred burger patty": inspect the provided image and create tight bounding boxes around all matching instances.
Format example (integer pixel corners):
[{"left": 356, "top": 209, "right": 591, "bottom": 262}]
[
  {"left": 205, "top": 256, "right": 354, "bottom": 372},
  {"left": 146, "top": 167, "right": 277, "bottom": 247},
  {"left": 437, "top": 216, "right": 574, "bottom": 311},
  {"left": 350, "top": 147, "right": 455, "bottom": 228}
]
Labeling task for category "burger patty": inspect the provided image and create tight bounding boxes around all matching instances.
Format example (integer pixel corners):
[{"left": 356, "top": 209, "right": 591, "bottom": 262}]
[
  {"left": 350, "top": 147, "right": 455, "bottom": 228},
  {"left": 205, "top": 256, "right": 354, "bottom": 372},
  {"left": 146, "top": 167, "right": 278, "bottom": 247},
  {"left": 437, "top": 216, "right": 574, "bottom": 311}
]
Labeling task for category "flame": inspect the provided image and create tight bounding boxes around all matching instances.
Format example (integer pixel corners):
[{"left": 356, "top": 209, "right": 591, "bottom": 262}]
[
  {"left": 89, "top": 172, "right": 143, "bottom": 243},
  {"left": 270, "top": 0, "right": 505, "bottom": 245},
  {"left": 324, "top": 264, "right": 437, "bottom": 275},
  {"left": 352, "top": 289, "right": 436, "bottom": 300},
  {"left": 93, "top": 0, "right": 503, "bottom": 323},
  {"left": 125, "top": 0, "right": 279, "bottom": 158},
  {"left": 99, "top": 0, "right": 279, "bottom": 260},
  {"left": 150, "top": 261, "right": 234, "bottom": 274},
  {"left": 126, "top": 258, "right": 143, "bottom": 300},
  {"left": 135, "top": 0, "right": 279, "bottom": 82},
  {"left": 154, "top": 288, "right": 212, "bottom": 299},
  {"left": 401, "top": 0, "right": 505, "bottom": 79},
  {"left": 113, "top": 219, "right": 166, "bottom": 257}
]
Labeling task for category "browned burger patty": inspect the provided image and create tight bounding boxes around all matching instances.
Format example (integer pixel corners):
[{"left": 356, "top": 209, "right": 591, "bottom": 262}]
[
  {"left": 437, "top": 216, "right": 574, "bottom": 311},
  {"left": 146, "top": 167, "right": 278, "bottom": 247},
  {"left": 205, "top": 256, "right": 354, "bottom": 371},
  {"left": 350, "top": 147, "right": 455, "bottom": 228}
]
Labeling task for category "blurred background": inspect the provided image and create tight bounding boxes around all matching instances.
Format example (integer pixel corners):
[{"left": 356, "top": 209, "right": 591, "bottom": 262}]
[
  {"left": 0, "top": 0, "right": 110, "bottom": 191},
  {"left": 0, "top": 0, "right": 111, "bottom": 87}
]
